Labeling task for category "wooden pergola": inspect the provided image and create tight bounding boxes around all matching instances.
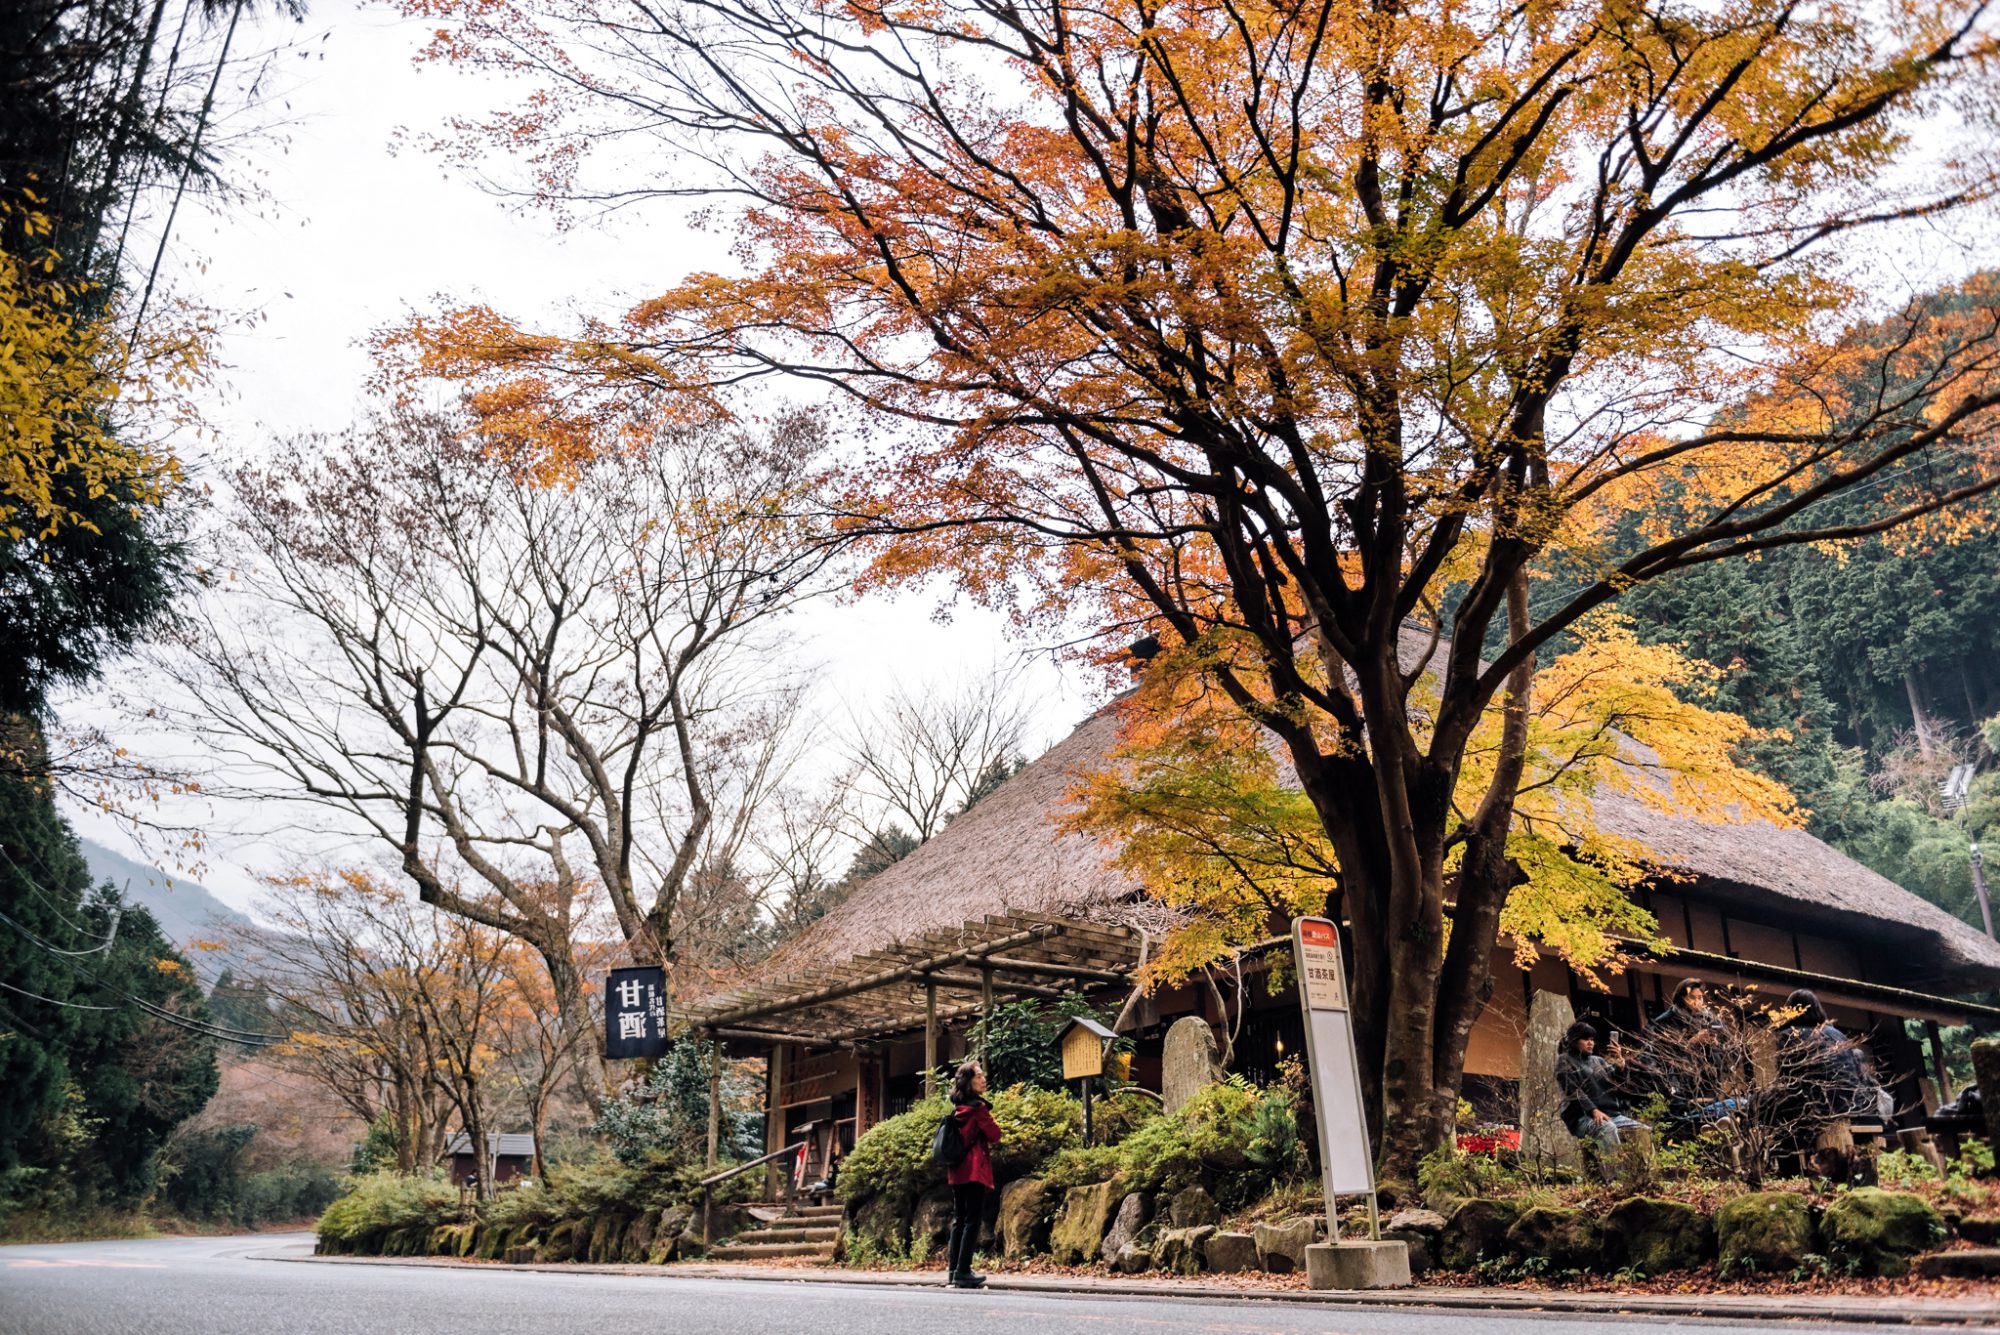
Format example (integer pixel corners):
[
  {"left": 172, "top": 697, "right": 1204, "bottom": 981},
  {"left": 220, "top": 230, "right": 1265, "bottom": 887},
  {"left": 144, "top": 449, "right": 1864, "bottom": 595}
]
[
  {"left": 683, "top": 912, "right": 1141, "bottom": 1073},
  {"left": 684, "top": 914, "right": 1144, "bottom": 1171}
]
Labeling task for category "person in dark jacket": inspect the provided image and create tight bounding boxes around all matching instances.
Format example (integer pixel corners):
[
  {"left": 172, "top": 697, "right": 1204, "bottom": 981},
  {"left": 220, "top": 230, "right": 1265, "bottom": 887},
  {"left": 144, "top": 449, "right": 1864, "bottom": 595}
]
[
  {"left": 945, "top": 1060, "right": 1002, "bottom": 1289},
  {"left": 1643, "top": 979, "right": 1743, "bottom": 1134},
  {"left": 1778, "top": 988, "right": 1878, "bottom": 1121},
  {"left": 1651, "top": 979, "right": 1725, "bottom": 1042},
  {"left": 1556, "top": 1021, "right": 1645, "bottom": 1156}
]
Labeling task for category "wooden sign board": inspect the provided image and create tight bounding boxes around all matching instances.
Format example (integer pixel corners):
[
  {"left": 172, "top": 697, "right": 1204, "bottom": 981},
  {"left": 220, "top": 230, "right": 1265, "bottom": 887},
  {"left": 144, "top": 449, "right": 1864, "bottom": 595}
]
[{"left": 1058, "top": 1016, "right": 1113, "bottom": 1081}]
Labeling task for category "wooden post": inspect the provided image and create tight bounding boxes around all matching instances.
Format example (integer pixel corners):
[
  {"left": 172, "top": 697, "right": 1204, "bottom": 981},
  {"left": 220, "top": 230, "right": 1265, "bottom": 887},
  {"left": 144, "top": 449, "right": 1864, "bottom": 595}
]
[
  {"left": 765, "top": 1044, "right": 787, "bottom": 1200},
  {"left": 706, "top": 1035, "right": 723, "bottom": 1169},
  {"left": 1927, "top": 1019, "right": 1956, "bottom": 1102},
  {"left": 928, "top": 979, "right": 944, "bottom": 1095},
  {"left": 980, "top": 965, "right": 994, "bottom": 1059}
]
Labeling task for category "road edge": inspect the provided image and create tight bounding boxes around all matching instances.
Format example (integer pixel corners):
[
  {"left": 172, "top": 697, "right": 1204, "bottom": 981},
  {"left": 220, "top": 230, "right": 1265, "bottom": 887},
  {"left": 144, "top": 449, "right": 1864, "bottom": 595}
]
[{"left": 257, "top": 1247, "right": 2000, "bottom": 1328}]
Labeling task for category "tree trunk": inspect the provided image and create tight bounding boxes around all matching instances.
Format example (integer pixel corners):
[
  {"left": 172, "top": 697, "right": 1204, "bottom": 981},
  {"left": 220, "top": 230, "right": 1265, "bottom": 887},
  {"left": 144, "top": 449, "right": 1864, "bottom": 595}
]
[
  {"left": 540, "top": 937, "right": 608, "bottom": 1106},
  {"left": 1907, "top": 669, "right": 1937, "bottom": 759}
]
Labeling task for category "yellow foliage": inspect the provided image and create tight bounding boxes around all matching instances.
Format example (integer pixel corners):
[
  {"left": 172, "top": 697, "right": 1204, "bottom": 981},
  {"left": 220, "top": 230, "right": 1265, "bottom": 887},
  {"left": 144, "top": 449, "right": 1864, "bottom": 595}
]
[
  {"left": 0, "top": 203, "right": 191, "bottom": 542},
  {"left": 1075, "top": 614, "right": 1791, "bottom": 987}
]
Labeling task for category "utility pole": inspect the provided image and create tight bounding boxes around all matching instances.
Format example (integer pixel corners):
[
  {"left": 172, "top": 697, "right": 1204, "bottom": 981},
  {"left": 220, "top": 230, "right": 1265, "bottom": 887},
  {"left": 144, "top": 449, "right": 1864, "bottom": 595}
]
[{"left": 1976, "top": 841, "right": 1995, "bottom": 942}]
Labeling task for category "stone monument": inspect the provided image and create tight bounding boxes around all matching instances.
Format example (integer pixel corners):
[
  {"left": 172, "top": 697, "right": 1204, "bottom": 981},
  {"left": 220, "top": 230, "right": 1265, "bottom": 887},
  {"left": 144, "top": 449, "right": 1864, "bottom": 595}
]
[{"left": 1162, "top": 1015, "right": 1223, "bottom": 1115}]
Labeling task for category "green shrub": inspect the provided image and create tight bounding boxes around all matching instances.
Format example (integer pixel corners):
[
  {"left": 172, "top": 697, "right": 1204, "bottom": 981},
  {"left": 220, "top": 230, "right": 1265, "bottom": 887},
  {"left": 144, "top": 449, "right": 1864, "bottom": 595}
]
[
  {"left": 1040, "top": 1079, "right": 1306, "bottom": 1209},
  {"left": 1041, "top": 1144, "right": 1123, "bottom": 1192},
  {"left": 991, "top": 1086, "right": 1083, "bottom": 1177},
  {"left": 1418, "top": 1145, "right": 1516, "bottom": 1206},
  {"left": 479, "top": 1147, "right": 734, "bottom": 1232},
  {"left": 1093, "top": 1091, "right": 1162, "bottom": 1146},
  {"left": 236, "top": 1163, "right": 343, "bottom": 1225},
  {"left": 839, "top": 1085, "right": 1086, "bottom": 1203},
  {"left": 315, "top": 1171, "right": 460, "bottom": 1246},
  {"left": 1112, "top": 1080, "right": 1302, "bottom": 1206},
  {"left": 838, "top": 1096, "right": 950, "bottom": 1203}
]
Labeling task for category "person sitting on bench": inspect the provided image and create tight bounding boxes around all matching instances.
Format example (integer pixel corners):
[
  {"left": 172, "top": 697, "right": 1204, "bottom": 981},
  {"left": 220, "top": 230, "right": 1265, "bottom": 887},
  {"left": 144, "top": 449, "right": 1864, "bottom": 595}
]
[{"left": 1557, "top": 1021, "right": 1647, "bottom": 1155}]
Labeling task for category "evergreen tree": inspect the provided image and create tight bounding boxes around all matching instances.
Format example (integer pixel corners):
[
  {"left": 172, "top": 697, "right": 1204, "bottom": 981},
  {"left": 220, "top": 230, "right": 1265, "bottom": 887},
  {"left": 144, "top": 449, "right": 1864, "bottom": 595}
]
[{"left": 0, "top": 764, "right": 218, "bottom": 1206}]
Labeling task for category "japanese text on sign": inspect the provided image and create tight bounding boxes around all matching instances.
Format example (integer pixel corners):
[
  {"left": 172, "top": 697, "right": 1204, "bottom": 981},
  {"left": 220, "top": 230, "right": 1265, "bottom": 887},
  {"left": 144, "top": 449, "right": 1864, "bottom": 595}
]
[
  {"left": 604, "top": 965, "right": 668, "bottom": 1059},
  {"left": 1297, "top": 919, "right": 1347, "bottom": 1011}
]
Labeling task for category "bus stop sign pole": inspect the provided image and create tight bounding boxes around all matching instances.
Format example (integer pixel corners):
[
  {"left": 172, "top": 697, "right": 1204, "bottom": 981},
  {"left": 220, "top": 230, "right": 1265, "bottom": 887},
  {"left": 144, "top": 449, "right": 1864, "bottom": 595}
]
[{"left": 1291, "top": 916, "right": 1379, "bottom": 1242}]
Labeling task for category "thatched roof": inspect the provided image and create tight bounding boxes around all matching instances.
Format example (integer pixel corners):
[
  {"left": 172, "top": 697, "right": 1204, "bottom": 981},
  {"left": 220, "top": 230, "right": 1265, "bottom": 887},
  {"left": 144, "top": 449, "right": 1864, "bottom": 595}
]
[
  {"left": 1590, "top": 784, "right": 2000, "bottom": 988},
  {"left": 760, "top": 651, "right": 2000, "bottom": 997},
  {"left": 762, "top": 707, "right": 1142, "bottom": 975}
]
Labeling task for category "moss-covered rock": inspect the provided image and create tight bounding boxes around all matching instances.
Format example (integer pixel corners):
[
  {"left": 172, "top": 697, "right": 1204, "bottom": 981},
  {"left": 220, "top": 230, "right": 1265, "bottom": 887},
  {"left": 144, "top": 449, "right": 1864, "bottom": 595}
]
[
  {"left": 1438, "top": 1198, "right": 1522, "bottom": 1271},
  {"left": 1602, "top": 1197, "right": 1712, "bottom": 1276},
  {"left": 1100, "top": 1192, "right": 1152, "bottom": 1263},
  {"left": 426, "top": 1223, "right": 473, "bottom": 1257},
  {"left": 847, "top": 1192, "right": 913, "bottom": 1258},
  {"left": 587, "top": 1213, "right": 627, "bottom": 1263},
  {"left": 1153, "top": 1224, "right": 1216, "bottom": 1275},
  {"left": 1050, "top": 1181, "right": 1121, "bottom": 1265},
  {"left": 539, "top": 1220, "right": 578, "bottom": 1262},
  {"left": 1820, "top": 1189, "right": 1945, "bottom": 1278},
  {"left": 911, "top": 1185, "right": 954, "bottom": 1260},
  {"left": 1505, "top": 1206, "right": 1603, "bottom": 1273},
  {"left": 1203, "top": 1231, "right": 1258, "bottom": 1274},
  {"left": 999, "top": 1177, "right": 1053, "bottom": 1259},
  {"left": 622, "top": 1210, "right": 658, "bottom": 1264},
  {"left": 1716, "top": 1192, "right": 1814, "bottom": 1276},
  {"left": 1169, "top": 1186, "right": 1218, "bottom": 1228}
]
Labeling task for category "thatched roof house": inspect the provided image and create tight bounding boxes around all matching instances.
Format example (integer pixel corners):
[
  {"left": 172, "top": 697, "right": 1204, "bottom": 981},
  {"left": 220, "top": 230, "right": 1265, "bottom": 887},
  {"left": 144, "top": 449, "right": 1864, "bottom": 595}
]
[
  {"left": 758, "top": 698, "right": 2000, "bottom": 993},
  {"left": 687, "top": 672, "right": 2000, "bottom": 1174}
]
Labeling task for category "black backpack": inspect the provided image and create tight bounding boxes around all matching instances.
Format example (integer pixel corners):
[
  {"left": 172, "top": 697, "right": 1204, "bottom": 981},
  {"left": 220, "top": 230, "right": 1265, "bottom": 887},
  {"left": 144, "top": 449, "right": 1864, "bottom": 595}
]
[{"left": 931, "top": 1110, "right": 969, "bottom": 1168}]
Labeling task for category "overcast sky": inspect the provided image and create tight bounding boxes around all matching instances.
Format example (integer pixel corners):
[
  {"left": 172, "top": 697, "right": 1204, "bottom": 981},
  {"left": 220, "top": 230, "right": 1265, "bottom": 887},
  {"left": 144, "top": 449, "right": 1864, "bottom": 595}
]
[{"left": 76, "top": 0, "right": 1098, "bottom": 909}]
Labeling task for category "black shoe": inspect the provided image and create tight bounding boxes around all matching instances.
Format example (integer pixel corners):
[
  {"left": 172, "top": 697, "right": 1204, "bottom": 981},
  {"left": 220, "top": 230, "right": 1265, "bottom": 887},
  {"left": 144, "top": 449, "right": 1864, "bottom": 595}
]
[{"left": 952, "top": 1272, "right": 987, "bottom": 1289}]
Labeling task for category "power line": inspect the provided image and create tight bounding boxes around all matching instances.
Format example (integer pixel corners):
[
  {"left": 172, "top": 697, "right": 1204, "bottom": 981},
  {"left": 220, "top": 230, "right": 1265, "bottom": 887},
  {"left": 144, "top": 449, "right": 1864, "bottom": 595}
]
[
  {"left": 0, "top": 903, "right": 287, "bottom": 1047},
  {"left": 0, "top": 976, "right": 116, "bottom": 1011},
  {"left": 0, "top": 846, "right": 124, "bottom": 954}
]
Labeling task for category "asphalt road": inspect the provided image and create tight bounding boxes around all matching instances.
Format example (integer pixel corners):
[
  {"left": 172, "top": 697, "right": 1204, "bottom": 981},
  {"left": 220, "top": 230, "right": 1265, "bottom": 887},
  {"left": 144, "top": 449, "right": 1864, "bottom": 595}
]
[{"left": 0, "top": 1233, "right": 1976, "bottom": 1335}]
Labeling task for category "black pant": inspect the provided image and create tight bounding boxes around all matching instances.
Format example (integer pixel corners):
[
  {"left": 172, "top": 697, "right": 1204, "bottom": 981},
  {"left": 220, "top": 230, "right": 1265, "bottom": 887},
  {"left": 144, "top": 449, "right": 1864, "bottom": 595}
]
[{"left": 946, "top": 1182, "right": 986, "bottom": 1276}]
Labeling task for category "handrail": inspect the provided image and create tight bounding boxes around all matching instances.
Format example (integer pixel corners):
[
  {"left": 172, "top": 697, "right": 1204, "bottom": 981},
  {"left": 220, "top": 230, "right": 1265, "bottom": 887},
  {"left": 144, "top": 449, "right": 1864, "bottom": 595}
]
[
  {"left": 698, "top": 1142, "right": 805, "bottom": 1189},
  {"left": 698, "top": 1141, "right": 813, "bottom": 1246}
]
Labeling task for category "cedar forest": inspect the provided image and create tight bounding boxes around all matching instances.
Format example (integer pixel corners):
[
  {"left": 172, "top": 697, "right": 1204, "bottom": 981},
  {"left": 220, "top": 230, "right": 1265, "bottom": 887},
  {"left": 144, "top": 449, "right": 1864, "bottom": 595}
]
[{"left": 3, "top": 0, "right": 2000, "bottom": 1237}]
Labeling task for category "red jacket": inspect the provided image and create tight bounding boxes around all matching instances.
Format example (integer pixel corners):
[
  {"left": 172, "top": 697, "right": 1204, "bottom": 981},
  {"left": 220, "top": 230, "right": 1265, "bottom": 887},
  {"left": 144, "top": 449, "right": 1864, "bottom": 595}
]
[{"left": 946, "top": 1098, "right": 1003, "bottom": 1188}]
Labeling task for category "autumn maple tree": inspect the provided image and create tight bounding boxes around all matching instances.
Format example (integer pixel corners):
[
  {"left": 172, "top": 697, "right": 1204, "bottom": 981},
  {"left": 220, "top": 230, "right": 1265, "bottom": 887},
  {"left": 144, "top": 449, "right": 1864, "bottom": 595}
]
[{"left": 395, "top": 0, "right": 2000, "bottom": 1172}]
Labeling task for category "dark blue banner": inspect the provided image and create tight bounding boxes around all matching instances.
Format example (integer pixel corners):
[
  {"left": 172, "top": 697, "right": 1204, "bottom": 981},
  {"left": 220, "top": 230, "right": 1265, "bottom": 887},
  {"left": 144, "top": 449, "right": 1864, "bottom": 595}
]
[{"left": 604, "top": 965, "right": 668, "bottom": 1058}]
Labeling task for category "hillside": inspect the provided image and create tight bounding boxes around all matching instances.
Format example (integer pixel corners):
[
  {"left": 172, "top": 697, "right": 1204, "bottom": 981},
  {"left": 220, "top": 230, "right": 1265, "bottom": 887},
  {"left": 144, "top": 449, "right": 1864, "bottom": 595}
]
[{"left": 78, "top": 838, "right": 256, "bottom": 972}]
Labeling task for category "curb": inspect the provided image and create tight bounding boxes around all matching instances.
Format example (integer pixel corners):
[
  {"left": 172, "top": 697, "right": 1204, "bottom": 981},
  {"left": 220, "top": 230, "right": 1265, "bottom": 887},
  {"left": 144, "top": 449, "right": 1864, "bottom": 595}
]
[{"left": 262, "top": 1248, "right": 2000, "bottom": 1327}]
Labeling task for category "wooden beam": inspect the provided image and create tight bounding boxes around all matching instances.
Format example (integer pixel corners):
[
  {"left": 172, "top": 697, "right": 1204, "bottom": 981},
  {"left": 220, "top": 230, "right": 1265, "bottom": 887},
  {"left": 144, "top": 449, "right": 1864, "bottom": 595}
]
[
  {"left": 982, "top": 955, "right": 1131, "bottom": 984},
  {"left": 924, "top": 970, "right": 1065, "bottom": 999},
  {"left": 710, "top": 1024, "right": 830, "bottom": 1048}
]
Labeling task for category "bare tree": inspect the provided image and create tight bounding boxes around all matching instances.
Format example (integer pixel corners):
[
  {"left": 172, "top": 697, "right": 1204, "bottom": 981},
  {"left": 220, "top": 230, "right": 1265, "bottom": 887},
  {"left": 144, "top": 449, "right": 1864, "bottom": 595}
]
[
  {"left": 245, "top": 872, "right": 463, "bottom": 1176},
  {"left": 1617, "top": 994, "right": 1883, "bottom": 1187},
  {"left": 751, "top": 779, "right": 861, "bottom": 947},
  {"left": 160, "top": 407, "right": 836, "bottom": 1093},
  {"left": 843, "top": 668, "right": 1032, "bottom": 847}
]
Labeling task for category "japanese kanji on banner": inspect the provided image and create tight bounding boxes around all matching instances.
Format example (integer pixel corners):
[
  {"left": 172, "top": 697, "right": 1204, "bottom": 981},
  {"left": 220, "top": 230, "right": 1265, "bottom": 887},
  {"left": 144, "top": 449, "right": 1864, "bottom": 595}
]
[{"left": 603, "top": 965, "right": 669, "bottom": 1059}]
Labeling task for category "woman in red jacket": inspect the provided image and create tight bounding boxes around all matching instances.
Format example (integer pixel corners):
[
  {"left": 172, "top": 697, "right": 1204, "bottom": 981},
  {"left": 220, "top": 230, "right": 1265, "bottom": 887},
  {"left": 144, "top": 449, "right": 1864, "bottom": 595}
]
[{"left": 945, "top": 1060, "right": 1002, "bottom": 1288}]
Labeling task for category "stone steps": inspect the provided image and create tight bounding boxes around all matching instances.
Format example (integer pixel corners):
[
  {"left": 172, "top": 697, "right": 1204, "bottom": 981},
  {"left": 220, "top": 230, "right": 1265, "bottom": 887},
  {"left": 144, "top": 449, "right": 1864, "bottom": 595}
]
[
  {"left": 747, "top": 1224, "right": 842, "bottom": 1245},
  {"left": 705, "top": 1203, "right": 845, "bottom": 1262},
  {"left": 706, "top": 1238, "right": 838, "bottom": 1261}
]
